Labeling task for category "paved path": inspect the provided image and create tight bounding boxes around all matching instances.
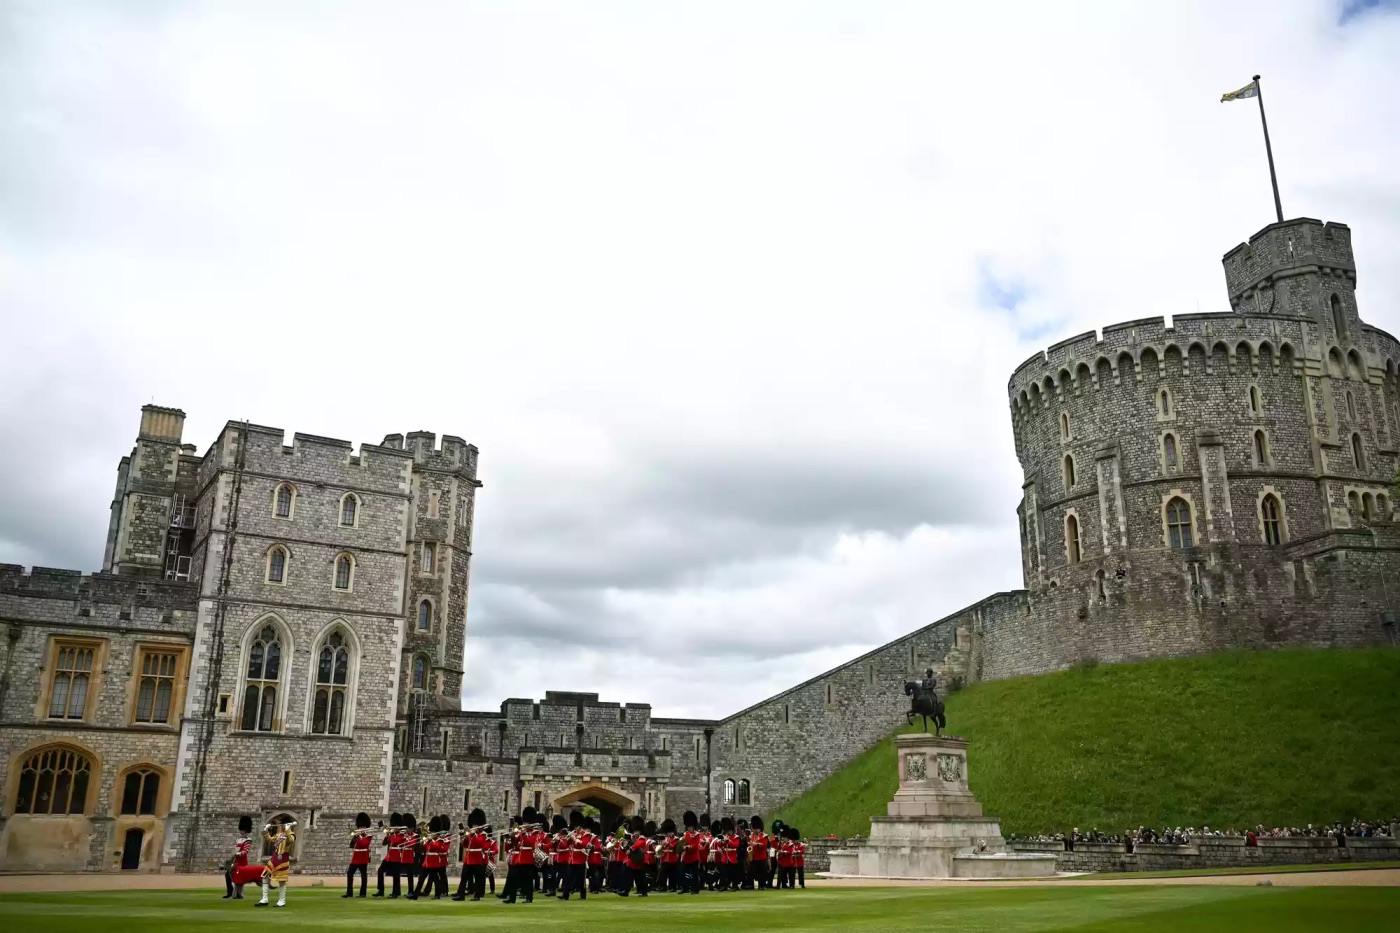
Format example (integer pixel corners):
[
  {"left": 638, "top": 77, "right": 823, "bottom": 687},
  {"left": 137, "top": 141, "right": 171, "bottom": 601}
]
[{"left": 1, "top": 868, "right": 1397, "bottom": 893}]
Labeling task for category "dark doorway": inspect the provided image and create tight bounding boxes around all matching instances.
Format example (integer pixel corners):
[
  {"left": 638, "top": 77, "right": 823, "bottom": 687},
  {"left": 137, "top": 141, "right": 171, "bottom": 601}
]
[{"left": 121, "top": 828, "right": 144, "bottom": 870}]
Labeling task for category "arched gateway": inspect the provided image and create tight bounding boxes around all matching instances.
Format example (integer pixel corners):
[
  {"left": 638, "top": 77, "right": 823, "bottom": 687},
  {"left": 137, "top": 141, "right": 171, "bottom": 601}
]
[{"left": 550, "top": 782, "right": 638, "bottom": 830}]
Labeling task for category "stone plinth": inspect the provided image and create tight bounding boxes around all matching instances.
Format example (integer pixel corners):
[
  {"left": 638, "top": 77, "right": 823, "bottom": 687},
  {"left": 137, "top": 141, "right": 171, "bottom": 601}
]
[
  {"left": 889, "top": 734, "right": 982, "bottom": 818},
  {"left": 821, "top": 733, "right": 1057, "bottom": 880}
]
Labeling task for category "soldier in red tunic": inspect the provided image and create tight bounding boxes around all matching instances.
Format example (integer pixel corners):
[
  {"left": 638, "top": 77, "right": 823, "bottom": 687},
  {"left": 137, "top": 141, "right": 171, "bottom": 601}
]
[
  {"left": 399, "top": 813, "right": 420, "bottom": 900},
  {"left": 373, "top": 813, "right": 401, "bottom": 897},
  {"left": 452, "top": 808, "right": 490, "bottom": 901},
  {"left": 625, "top": 815, "right": 650, "bottom": 896},
  {"left": 747, "top": 816, "right": 769, "bottom": 889},
  {"left": 344, "top": 812, "right": 372, "bottom": 898},
  {"left": 223, "top": 816, "right": 262, "bottom": 899}
]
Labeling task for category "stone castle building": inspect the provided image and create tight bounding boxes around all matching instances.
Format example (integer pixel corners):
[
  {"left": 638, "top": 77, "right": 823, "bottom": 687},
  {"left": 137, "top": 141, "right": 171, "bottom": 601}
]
[{"left": 1, "top": 217, "right": 1396, "bottom": 873}]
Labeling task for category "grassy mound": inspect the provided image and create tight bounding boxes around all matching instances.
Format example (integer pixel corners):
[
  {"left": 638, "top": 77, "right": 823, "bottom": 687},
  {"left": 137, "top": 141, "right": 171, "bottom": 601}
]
[{"left": 770, "top": 648, "right": 1400, "bottom": 838}]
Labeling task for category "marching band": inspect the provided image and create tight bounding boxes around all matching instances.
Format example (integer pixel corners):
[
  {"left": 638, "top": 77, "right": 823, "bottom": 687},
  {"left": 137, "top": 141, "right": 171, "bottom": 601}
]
[{"left": 220, "top": 806, "right": 806, "bottom": 908}]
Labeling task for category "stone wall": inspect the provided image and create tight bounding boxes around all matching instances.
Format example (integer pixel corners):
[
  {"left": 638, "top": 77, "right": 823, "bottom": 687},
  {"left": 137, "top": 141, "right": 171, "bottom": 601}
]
[{"left": 1007, "top": 835, "right": 1400, "bottom": 872}]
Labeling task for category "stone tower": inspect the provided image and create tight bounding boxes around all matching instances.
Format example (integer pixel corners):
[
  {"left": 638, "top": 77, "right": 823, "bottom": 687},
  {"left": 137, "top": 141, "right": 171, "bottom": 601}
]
[{"left": 1001, "top": 217, "right": 1398, "bottom": 676}]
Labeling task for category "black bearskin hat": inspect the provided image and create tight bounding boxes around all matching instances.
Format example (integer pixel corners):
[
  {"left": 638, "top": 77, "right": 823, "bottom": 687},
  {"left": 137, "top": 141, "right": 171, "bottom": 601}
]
[
  {"left": 522, "top": 806, "right": 538, "bottom": 825},
  {"left": 569, "top": 810, "right": 584, "bottom": 829},
  {"left": 772, "top": 819, "right": 786, "bottom": 834},
  {"left": 403, "top": 813, "right": 417, "bottom": 831},
  {"left": 440, "top": 814, "right": 451, "bottom": 831},
  {"left": 355, "top": 812, "right": 371, "bottom": 829},
  {"left": 238, "top": 815, "right": 253, "bottom": 833},
  {"left": 720, "top": 816, "right": 735, "bottom": 833},
  {"left": 433, "top": 815, "right": 446, "bottom": 832},
  {"left": 682, "top": 810, "right": 698, "bottom": 829},
  {"left": 699, "top": 812, "right": 710, "bottom": 827},
  {"left": 644, "top": 820, "right": 658, "bottom": 837},
  {"left": 551, "top": 814, "right": 567, "bottom": 832},
  {"left": 710, "top": 821, "right": 722, "bottom": 835},
  {"left": 469, "top": 807, "right": 487, "bottom": 828},
  {"left": 660, "top": 818, "right": 676, "bottom": 834},
  {"left": 628, "top": 815, "right": 645, "bottom": 833},
  {"left": 789, "top": 826, "right": 801, "bottom": 841},
  {"left": 390, "top": 812, "right": 403, "bottom": 827},
  {"left": 750, "top": 815, "right": 764, "bottom": 831}
]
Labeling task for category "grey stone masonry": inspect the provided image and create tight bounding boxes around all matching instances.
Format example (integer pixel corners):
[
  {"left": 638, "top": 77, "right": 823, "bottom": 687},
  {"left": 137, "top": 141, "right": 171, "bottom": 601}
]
[{"left": 4, "top": 216, "right": 1399, "bottom": 876}]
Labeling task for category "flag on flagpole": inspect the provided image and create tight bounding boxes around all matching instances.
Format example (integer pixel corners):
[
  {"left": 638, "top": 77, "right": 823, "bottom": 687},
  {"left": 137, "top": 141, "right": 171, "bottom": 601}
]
[{"left": 1221, "top": 81, "right": 1259, "bottom": 102}]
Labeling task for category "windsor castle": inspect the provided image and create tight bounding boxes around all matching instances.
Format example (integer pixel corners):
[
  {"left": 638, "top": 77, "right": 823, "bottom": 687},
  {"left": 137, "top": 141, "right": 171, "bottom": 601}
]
[{"left": 2, "top": 216, "right": 1396, "bottom": 873}]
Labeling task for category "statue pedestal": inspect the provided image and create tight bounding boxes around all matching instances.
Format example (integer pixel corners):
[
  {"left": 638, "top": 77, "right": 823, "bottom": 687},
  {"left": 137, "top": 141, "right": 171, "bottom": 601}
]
[{"left": 822, "top": 734, "right": 1057, "bottom": 880}]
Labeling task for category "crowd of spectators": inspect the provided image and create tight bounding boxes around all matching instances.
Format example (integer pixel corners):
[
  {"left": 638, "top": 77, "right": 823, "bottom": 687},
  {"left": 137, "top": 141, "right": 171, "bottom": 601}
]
[{"left": 1008, "top": 818, "right": 1395, "bottom": 851}]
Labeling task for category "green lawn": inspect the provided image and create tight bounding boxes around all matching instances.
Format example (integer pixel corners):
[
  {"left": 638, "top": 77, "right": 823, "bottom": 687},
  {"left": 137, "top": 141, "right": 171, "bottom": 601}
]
[
  {"left": 772, "top": 648, "right": 1400, "bottom": 838},
  {"left": 1, "top": 886, "right": 1397, "bottom": 932}
]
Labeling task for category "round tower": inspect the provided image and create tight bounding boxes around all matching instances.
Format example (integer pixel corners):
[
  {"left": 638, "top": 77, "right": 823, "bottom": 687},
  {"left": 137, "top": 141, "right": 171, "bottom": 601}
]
[{"left": 1002, "top": 219, "right": 1400, "bottom": 669}]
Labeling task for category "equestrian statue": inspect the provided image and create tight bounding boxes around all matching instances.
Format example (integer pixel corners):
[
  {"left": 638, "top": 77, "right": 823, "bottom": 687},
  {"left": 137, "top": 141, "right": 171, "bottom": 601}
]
[{"left": 904, "top": 668, "right": 946, "bottom": 735}]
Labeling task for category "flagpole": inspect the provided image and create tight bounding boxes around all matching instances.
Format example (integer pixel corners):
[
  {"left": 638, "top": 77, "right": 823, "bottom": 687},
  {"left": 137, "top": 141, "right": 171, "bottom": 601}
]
[{"left": 1253, "top": 74, "right": 1284, "bottom": 224}]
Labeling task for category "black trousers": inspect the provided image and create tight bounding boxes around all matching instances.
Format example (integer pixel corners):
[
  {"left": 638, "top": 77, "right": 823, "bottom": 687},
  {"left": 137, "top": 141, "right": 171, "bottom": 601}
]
[
  {"left": 797, "top": 865, "right": 805, "bottom": 888},
  {"left": 561, "top": 863, "right": 586, "bottom": 899},
  {"left": 345, "top": 863, "right": 367, "bottom": 896},
  {"left": 402, "top": 862, "right": 418, "bottom": 898},
  {"left": 375, "top": 859, "right": 397, "bottom": 895},
  {"left": 749, "top": 860, "right": 769, "bottom": 888},
  {"left": 456, "top": 864, "right": 486, "bottom": 898},
  {"left": 223, "top": 869, "right": 244, "bottom": 897},
  {"left": 630, "top": 863, "right": 649, "bottom": 895}
]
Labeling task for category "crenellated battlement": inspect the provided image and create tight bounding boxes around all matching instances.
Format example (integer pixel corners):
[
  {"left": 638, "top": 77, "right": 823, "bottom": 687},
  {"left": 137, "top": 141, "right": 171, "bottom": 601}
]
[
  {"left": 1222, "top": 218, "right": 1354, "bottom": 306},
  {"left": 0, "top": 564, "right": 197, "bottom": 607},
  {"left": 384, "top": 431, "right": 480, "bottom": 476}
]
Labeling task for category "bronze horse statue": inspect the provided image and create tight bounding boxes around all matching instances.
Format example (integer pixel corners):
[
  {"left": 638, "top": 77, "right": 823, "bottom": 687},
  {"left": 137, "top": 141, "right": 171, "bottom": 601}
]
[{"left": 904, "top": 681, "right": 945, "bottom": 735}]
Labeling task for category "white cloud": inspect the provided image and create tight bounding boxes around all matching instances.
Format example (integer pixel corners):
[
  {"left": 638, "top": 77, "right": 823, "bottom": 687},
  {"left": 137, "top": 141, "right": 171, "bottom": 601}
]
[{"left": 2, "top": 0, "right": 1398, "bottom": 718}]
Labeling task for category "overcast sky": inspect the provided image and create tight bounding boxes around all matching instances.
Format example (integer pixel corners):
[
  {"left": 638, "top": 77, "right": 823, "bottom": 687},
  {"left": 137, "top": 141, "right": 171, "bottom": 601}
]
[{"left": 3, "top": 1, "right": 1398, "bottom": 719}]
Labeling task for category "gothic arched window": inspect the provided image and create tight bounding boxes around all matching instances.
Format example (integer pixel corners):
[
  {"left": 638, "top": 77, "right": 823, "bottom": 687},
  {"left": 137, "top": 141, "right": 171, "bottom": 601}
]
[
  {"left": 266, "top": 546, "right": 288, "bottom": 585},
  {"left": 1063, "top": 455, "right": 1076, "bottom": 489},
  {"left": 273, "top": 484, "right": 295, "bottom": 519},
  {"left": 1165, "top": 497, "right": 1193, "bottom": 549},
  {"left": 241, "top": 623, "right": 283, "bottom": 732},
  {"left": 333, "top": 554, "right": 354, "bottom": 591},
  {"left": 311, "top": 630, "right": 352, "bottom": 735},
  {"left": 1352, "top": 433, "right": 1365, "bottom": 470},
  {"left": 1260, "top": 495, "right": 1282, "bottom": 546},
  {"left": 417, "top": 600, "right": 432, "bottom": 633},
  {"left": 1065, "top": 514, "right": 1081, "bottom": 564},
  {"left": 1254, "top": 430, "right": 1269, "bottom": 467},
  {"left": 737, "top": 779, "right": 752, "bottom": 806},
  {"left": 1163, "top": 434, "right": 1179, "bottom": 472},
  {"left": 1331, "top": 293, "right": 1346, "bottom": 340},
  {"left": 723, "top": 779, "right": 736, "bottom": 805},
  {"left": 119, "top": 767, "right": 161, "bottom": 816},
  {"left": 340, "top": 493, "right": 359, "bottom": 527},
  {"left": 14, "top": 746, "right": 92, "bottom": 815},
  {"left": 412, "top": 655, "right": 428, "bottom": 691}
]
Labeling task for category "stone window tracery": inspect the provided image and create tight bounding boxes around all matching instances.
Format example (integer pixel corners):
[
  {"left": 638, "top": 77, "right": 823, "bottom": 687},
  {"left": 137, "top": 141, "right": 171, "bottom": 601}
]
[
  {"left": 311, "top": 629, "right": 353, "bottom": 735},
  {"left": 47, "top": 642, "right": 96, "bottom": 721},
  {"left": 240, "top": 622, "right": 284, "bottom": 733},
  {"left": 119, "top": 767, "right": 161, "bottom": 816},
  {"left": 14, "top": 746, "right": 92, "bottom": 815},
  {"left": 1165, "top": 497, "right": 1193, "bottom": 549},
  {"left": 1260, "top": 495, "right": 1283, "bottom": 546}
]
